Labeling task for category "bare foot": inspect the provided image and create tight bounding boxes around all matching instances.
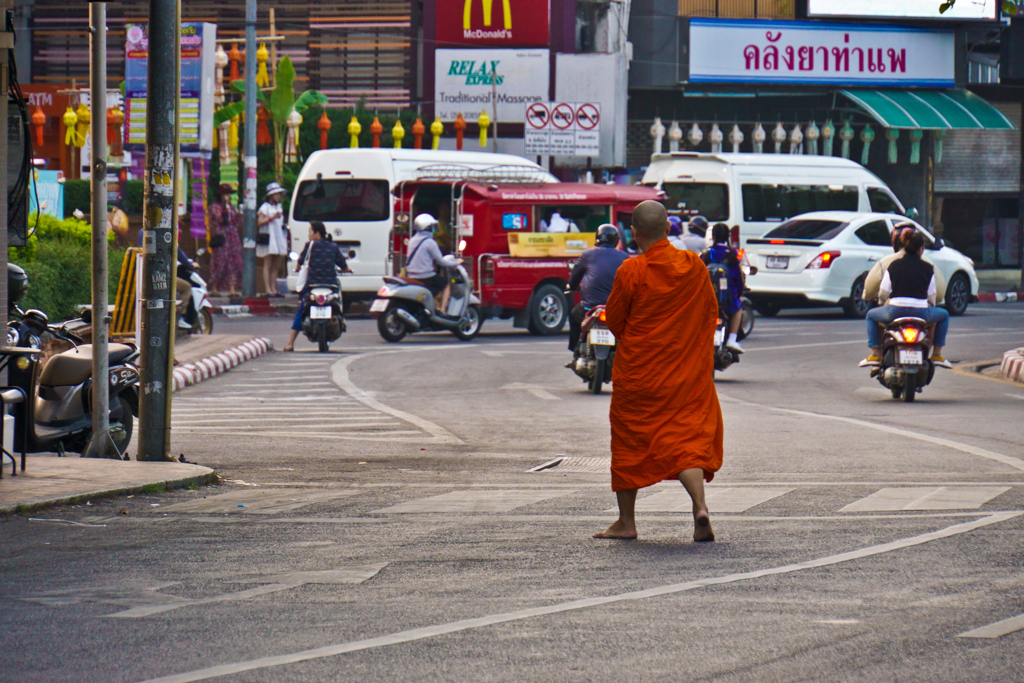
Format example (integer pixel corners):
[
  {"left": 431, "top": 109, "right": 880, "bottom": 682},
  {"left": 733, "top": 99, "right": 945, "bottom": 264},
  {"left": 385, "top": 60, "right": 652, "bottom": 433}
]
[
  {"left": 693, "top": 511, "right": 715, "bottom": 542},
  {"left": 593, "top": 519, "right": 638, "bottom": 540},
  {"left": 282, "top": 345, "right": 294, "bottom": 353}
]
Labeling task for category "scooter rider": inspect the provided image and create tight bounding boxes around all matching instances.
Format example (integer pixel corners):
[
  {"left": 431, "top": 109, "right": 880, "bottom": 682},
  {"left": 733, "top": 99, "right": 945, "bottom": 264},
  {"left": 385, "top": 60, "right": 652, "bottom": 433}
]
[
  {"left": 407, "top": 213, "right": 460, "bottom": 318},
  {"left": 701, "top": 222, "right": 746, "bottom": 354},
  {"left": 282, "top": 220, "right": 349, "bottom": 352},
  {"left": 682, "top": 215, "right": 709, "bottom": 253},
  {"left": 566, "top": 224, "right": 629, "bottom": 360}
]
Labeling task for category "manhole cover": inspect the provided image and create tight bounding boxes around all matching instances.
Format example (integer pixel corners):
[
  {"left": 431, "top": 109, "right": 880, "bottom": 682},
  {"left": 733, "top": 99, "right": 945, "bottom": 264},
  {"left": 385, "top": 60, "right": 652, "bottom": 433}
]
[{"left": 528, "top": 456, "right": 610, "bottom": 473}]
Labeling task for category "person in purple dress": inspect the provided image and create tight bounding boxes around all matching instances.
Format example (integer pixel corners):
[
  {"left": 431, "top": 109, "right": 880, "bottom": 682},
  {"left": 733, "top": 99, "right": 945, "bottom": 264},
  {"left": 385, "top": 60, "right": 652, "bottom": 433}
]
[{"left": 208, "top": 183, "right": 243, "bottom": 297}]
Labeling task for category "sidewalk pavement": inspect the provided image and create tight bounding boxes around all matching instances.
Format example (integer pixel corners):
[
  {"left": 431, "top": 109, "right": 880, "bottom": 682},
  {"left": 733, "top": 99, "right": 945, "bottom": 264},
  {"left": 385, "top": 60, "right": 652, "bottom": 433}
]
[
  {"left": 976, "top": 269, "right": 1022, "bottom": 303},
  {"left": 0, "top": 334, "right": 271, "bottom": 515}
]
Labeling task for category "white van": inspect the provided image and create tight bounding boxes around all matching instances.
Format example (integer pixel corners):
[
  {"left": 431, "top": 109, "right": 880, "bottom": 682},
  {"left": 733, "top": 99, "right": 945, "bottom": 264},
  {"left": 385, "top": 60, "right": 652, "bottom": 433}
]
[
  {"left": 287, "top": 148, "right": 558, "bottom": 296},
  {"left": 641, "top": 153, "right": 907, "bottom": 244}
]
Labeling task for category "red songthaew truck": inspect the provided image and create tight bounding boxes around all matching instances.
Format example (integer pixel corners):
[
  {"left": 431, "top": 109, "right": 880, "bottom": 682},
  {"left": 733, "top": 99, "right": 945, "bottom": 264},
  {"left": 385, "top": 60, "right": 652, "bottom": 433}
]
[{"left": 390, "top": 180, "right": 662, "bottom": 334}]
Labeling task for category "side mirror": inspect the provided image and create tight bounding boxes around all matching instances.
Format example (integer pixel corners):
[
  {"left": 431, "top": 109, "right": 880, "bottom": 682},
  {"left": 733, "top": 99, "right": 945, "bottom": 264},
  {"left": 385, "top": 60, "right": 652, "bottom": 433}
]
[
  {"left": 931, "top": 238, "right": 945, "bottom": 250},
  {"left": 905, "top": 207, "right": 920, "bottom": 220},
  {"left": 749, "top": 266, "right": 758, "bottom": 275}
]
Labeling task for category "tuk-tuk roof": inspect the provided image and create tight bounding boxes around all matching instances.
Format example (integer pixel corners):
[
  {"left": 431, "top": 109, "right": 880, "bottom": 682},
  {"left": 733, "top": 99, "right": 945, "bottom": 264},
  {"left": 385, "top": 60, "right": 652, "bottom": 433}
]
[{"left": 460, "top": 182, "right": 664, "bottom": 204}]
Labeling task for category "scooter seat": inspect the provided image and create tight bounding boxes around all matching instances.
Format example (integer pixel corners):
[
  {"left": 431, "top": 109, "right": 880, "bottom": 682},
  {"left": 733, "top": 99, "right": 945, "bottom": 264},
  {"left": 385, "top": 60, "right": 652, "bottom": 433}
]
[{"left": 39, "top": 344, "right": 134, "bottom": 387}]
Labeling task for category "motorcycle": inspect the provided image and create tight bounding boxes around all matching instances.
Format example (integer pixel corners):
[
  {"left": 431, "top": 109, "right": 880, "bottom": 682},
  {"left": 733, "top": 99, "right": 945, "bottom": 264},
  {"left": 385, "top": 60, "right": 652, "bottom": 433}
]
[
  {"left": 570, "top": 305, "right": 615, "bottom": 395},
  {"left": 1, "top": 321, "right": 140, "bottom": 458},
  {"left": 177, "top": 266, "right": 214, "bottom": 335},
  {"left": 708, "top": 262, "right": 740, "bottom": 372},
  {"left": 871, "top": 316, "right": 935, "bottom": 402},
  {"left": 300, "top": 283, "right": 346, "bottom": 353},
  {"left": 7, "top": 264, "right": 51, "bottom": 350},
  {"left": 372, "top": 256, "right": 482, "bottom": 342}
]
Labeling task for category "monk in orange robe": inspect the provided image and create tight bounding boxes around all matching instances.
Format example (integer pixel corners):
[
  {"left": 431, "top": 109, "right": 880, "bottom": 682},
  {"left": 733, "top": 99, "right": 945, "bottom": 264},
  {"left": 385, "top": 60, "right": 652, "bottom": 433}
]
[{"left": 594, "top": 200, "right": 724, "bottom": 542}]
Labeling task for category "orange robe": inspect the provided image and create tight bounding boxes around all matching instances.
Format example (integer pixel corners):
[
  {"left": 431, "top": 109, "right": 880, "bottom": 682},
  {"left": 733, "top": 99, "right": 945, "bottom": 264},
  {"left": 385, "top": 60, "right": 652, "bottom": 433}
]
[{"left": 605, "top": 239, "right": 724, "bottom": 492}]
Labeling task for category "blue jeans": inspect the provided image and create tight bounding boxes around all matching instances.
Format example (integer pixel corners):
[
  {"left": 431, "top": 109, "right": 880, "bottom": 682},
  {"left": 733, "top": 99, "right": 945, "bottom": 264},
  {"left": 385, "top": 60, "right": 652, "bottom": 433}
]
[
  {"left": 866, "top": 305, "right": 949, "bottom": 348},
  {"left": 291, "top": 295, "right": 306, "bottom": 332}
]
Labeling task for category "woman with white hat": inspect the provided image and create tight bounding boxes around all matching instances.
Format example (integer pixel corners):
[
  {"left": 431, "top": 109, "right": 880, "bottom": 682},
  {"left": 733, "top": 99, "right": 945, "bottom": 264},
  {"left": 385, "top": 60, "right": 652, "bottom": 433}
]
[{"left": 257, "top": 182, "right": 289, "bottom": 297}]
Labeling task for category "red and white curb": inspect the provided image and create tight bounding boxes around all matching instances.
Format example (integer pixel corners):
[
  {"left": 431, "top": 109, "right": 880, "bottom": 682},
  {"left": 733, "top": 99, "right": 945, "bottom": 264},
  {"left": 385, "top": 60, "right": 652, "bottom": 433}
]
[
  {"left": 172, "top": 337, "right": 273, "bottom": 391},
  {"left": 977, "top": 291, "right": 1021, "bottom": 303},
  {"left": 1000, "top": 348, "right": 1024, "bottom": 384}
]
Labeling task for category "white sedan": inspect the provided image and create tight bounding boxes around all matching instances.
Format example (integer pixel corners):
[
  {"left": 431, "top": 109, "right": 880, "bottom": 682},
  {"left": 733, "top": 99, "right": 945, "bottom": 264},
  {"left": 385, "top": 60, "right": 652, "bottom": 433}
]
[{"left": 744, "top": 211, "right": 979, "bottom": 318}]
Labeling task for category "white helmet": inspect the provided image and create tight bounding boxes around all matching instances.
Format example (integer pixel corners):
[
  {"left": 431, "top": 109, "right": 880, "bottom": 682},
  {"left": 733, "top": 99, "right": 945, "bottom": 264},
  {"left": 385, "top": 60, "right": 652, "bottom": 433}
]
[{"left": 413, "top": 213, "right": 438, "bottom": 233}]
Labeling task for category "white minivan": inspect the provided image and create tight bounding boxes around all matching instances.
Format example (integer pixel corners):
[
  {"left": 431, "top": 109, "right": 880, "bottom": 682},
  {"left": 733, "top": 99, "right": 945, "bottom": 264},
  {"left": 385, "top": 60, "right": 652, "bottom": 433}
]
[
  {"left": 641, "top": 153, "right": 908, "bottom": 244},
  {"left": 286, "top": 148, "right": 558, "bottom": 296}
]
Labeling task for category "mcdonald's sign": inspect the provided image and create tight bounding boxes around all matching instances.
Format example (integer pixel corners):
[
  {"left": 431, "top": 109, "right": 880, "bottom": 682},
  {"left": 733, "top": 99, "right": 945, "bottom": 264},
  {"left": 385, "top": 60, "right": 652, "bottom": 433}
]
[{"left": 434, "top": 0, "right": 549, "bottom": 47}]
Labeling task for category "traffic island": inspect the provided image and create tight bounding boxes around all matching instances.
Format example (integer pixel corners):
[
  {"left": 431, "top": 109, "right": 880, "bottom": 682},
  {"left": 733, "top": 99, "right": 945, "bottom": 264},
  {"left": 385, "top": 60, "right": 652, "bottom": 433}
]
[{"left": 1000, "top": 348, "right": 1024, "bottom": 384}]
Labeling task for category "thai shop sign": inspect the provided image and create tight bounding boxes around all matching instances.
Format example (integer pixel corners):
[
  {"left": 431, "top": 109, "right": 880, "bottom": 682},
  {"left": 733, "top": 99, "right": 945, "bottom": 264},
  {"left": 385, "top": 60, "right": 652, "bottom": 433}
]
[
  {"left": 435, "top": 49, "right": 549, "bottom": 124},
  {"left": 688, "top": 19, "right": 955, "bottom": 87}
]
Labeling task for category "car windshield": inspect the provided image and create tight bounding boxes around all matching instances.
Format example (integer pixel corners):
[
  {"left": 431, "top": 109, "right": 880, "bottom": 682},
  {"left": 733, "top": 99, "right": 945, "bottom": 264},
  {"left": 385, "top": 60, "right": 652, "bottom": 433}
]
[
  {"left": 763, "top": 219, "right": 848, "bottom": 241},
  {"left": 292, "top": 179, "right": 390, "bottom": 222},
  {"left": 656, "top": 182, "right": 729, "bottom": 222}
]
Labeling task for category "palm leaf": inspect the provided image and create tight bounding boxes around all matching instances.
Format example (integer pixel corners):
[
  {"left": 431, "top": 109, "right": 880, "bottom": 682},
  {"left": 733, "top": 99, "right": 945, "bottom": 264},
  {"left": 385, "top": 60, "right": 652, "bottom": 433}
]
[
  {"left": 270, "top": 56, "right": 296, "bottom": 126},
  {"left": 214, "top": 101, "right": 246, "bottom": 127},
  {"left": 229, "top": 80, "right": 269, "bottom": 105},
  {"left": 294, "top": 90, "right": 328, "bottom": 114}
]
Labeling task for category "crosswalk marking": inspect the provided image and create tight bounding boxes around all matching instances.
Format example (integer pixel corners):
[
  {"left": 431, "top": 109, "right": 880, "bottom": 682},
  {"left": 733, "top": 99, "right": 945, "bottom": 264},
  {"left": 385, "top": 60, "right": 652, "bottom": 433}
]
[
  {"left": 372, "top": 489, "right": 576, "bottom": 514},
  {"left": 957, "top": 612, "right": 1024, "bottom": 638},
  {"left": 840, "top": 487, "right": 1010, "bottom": 512},
  {"left": 630, "top": 487, "right": 795, "bottom": 513},
  {"left": 162, "top": 488, "right": 362, "bottom": 514},
  {"left": 172, "top": 415, "right": 389, "bottom": 424}
]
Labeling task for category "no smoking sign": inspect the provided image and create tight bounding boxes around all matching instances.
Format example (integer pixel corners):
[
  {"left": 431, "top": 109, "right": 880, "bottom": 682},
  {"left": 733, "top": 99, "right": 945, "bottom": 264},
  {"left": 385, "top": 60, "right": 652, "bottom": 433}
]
[{"left": 524, "top": 101, "right": 601, "bottom": 158}]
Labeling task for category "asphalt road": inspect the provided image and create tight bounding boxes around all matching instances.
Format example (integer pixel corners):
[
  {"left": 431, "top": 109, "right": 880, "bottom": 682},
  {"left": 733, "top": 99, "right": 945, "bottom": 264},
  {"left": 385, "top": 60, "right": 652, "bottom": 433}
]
[{"left": 2, "top": 303, "right": 1023, "bottom": 683}]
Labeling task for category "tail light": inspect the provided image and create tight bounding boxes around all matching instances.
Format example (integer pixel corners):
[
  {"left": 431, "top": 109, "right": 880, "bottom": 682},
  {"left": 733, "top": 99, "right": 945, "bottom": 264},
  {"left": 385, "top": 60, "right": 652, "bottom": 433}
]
[
  {"left": 806, "top": 251, "right": 841, "bottom": 269},
  {"left": 315, "top": 294, "right": 326, "bottom": 305},
  {"left": 901, "top": 327, "right": 920, "bottom": 343},
  {"left": 598, "top": 309, "right": 607, "bottom": 323},
  {"left": 482, "top": 258, "right": 495, "bottom": 286},
  {"left": 378, "top": 286, "right": 389, "bottom": 296}
]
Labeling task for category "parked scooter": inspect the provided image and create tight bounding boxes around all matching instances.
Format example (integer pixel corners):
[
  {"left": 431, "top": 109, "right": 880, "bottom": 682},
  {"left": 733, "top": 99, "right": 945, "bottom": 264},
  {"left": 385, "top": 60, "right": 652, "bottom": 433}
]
[
  {"left": 178, "top": 267, "right": 214, "bottom": 335},
  {"left": 299, "top": 283, "right": 346, "bottom": 353},
  {"left": 570, "top": 305, "right": 615, "bottom": 394},
  {"left": 7, "top": 263, "right": 50, "bottom": 350},
  {"left": 871, "top": 316, "right": 936, "bottom": 402},
  {"left": 372, "top": 256, "right": 482, "bottom": 342},
  {"left": 708, "top": 262, "right": 740, "bottom": 372}
]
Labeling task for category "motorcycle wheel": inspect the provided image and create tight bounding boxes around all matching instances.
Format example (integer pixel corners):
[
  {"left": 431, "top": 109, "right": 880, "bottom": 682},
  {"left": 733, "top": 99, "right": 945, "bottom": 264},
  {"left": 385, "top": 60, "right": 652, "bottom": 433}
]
[
  {"left": 198, "top": 309, "right": 214, "bottom": 335},
  {"left": 317, "top": 323, "right": 329, "bottom": 353},
  {"left": 112, "top": 396, "right": 134, "bottom": 455},
  {"left": 377, "top": 306, "right": 408, "bottom": 343},
  {"left": 737, "top": 299, "right": 755, "bottom": 342},
  {"left": 589, "top": 358, "right": 605, "bottom": 395},
  {"left": 452, "top": 305, "right": 482, "bottom": 342},
  {"left": 902, "top": 372, "right": 917, "bottom": 403}
]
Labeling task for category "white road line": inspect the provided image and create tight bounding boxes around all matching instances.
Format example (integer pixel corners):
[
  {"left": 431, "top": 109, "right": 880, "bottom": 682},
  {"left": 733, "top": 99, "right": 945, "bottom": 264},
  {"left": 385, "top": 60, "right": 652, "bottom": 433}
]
[
  {"left": 1006, "top": 394, "right": 1024, "bottom": 401},
  {"left": 957, "top": 612, "right": 1024, "bottom": 638},
  {"left": 720, "top": 395, "right": 1024, "bottom": 472},
  {"left": 840, "top": 487, "right": 1010, "bottom": 512},
  {"left": 171, "top": 415, "right": 389, "bottom": 424},
  {"left": 502, "top": 383, "right": 561, "bottom": 401},
  {"left": 134, "top": 512, "right": 1022, "bottom": 683},
  {"left": 176, "top": 423, "right": 400, "bottom": 431},
  {"left": 632, "top": 487, "right": 794, "bottom": 513},
  {"left": 744, "top": 340, "right": 866, "bottom": 352},
  {"left": 218, "top": 382, "right": 337, "bottom": 388},
  {"left": 171, "top": 430, "right": 425, "bottom": 440},
  {"left": 372, "top": 489, "right": 575, "bottom": 514}
]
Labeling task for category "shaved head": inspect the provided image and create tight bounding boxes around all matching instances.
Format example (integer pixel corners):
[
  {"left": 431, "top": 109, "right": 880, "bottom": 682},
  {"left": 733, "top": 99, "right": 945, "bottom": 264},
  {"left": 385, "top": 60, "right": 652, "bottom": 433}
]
[{"left": 631, "top": 200, "right": 669, "bottom": 251}]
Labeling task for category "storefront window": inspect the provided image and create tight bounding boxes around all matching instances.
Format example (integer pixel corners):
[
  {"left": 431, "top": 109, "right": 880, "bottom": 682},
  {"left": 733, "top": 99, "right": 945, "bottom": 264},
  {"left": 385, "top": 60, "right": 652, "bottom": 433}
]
[
  {"left": 658, "top": 183, "right": 729, "bottom": 221},
  {"left": 742, "top": 184, "right": 858, "bottom": 222},
  {"left": 934, "top": 196, "right": 1019, "bottom": 267}
]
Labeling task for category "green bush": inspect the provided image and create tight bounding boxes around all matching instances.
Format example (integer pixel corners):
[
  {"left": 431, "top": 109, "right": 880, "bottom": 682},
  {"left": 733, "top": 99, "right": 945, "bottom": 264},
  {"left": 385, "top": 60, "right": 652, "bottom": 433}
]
[
  {"left": 124, "top": 179, "right": 145, "bottom": 216},
  {"left": 63, "top": 179, "right": 90, "bottom": 218}
]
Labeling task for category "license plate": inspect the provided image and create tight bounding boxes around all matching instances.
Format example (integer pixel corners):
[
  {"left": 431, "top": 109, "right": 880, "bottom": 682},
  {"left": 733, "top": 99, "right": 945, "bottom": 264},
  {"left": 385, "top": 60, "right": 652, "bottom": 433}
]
[
  {"left": 310, "top": 306, "right": 332, "bottom": 320},
  {"left": 714, "top": 327, "right": 725, "bottom": 346},
  {"left": 766, "top": 256, "right": 789, "bottom": 270},
  {"left": 369, "top": 298, "right": 389, "bottom": 313},
  {"left": 589, "top": 328, "right": 615, "bottom": 346},
  {"left": 899, "top": 349, "right": 923, "bottom": 365}
]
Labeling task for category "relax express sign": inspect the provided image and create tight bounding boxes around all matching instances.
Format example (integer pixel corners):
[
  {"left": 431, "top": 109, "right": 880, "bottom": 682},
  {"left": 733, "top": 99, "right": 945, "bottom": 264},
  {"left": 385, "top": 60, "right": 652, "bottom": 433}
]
[{"left": 435, "top": 49, "right": 549, "bottom": 124}]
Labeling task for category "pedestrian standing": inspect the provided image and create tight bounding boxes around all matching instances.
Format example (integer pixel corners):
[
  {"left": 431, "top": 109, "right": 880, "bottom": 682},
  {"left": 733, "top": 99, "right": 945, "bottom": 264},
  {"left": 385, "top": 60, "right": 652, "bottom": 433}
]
[
  {"left": 594, "top": 200, "right": 724, "bottom": 542},
  {"left": 207, "top": 183, "right": 243, "bottom": 296},
  {"left": 257, "top": 182, "right": 289, "bottom": 297}
]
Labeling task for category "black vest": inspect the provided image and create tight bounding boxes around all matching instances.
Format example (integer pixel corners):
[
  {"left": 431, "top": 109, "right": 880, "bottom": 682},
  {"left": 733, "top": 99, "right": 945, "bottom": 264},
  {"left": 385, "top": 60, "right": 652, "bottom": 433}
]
[{"left": 887, "top": 254, "right": 933, "bottom": 301}]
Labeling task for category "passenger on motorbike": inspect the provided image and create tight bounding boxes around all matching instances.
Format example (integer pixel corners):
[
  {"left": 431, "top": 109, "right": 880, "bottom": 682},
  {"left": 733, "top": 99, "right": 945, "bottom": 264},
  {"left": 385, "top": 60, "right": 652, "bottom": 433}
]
[
  {"left": 700, "top": 222, "right": 746, "bottom": 354},
  {"left": 566, "top": 224, "right": 629, "bottom": 359},
  {"left": 860, "top": 230, "right": 951, "bottom": 368},
  {"left": 407, "top": 213, "right": 461, "bottom": 318},
  {"left": 863, "top": 223, "right": 946, "bottom": 312},
  {"left": 283, "top": 220, "right": 349, "bottom": 352},
  {"left": 667, "top": 216, "right": 686, "bottom": 250},
  {"left": 681, "top": 216, "right": 709, "bottom": 253}
]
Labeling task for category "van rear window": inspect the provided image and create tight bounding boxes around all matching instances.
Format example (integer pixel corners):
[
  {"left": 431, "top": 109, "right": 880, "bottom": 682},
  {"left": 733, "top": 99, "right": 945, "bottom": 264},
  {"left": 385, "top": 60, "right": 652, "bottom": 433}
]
[
  {"left": 658, "top": 183, "right": 729, "bottom": 222},
  {"left": 292, "top": 179, "right": 390, "bottom": 222},
  {"left": 742, "top": 184, "right": 858, "bottom": 222}
]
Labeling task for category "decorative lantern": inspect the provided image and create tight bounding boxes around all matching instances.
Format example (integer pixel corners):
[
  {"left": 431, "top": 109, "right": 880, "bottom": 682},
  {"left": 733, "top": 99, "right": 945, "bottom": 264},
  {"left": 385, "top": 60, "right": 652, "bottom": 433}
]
[
  {"left": 73, "top": 102, "right": 90, "bottom": 148},
  {"left": 393, "top": 119, "right": 406, "bottom": 149},
  {"left": 477, "top": 110, "right": 490, "bottom": 148},
  {"left": 688, "top": 123, "right": 704, "bottom": 148},
  {"left": 805, "top": 121, "right": 820, "bottom": 156},
  {"left": 934, "top": 130, "right": 946, "bottom": 164},
  {"left": 255, "top": 43, "right": 270, "bottom": 88},
  {"left": 318, "top": 111, "right": 332, "bottom": 150},
  {"left": 107, "top": 106, "right": 124, "bottom": 157},
  {"left": 214, "top": 44, "right": 228, "bottom": 104},
  {"left": 430, "top": 117, "right": 443, "bottom": 150},
  {"left": 789, "top": 124, "right": 803, "bottom": 155},
  {"left": 822, "top": 119, "right": 836, "bottom": 157},
  {"left": 370, "top": 115, "right": 383, "bottom": 149},
  {"left": 31, "top": 106, "right": 45, "bottom": 149},
  {"left": 729, "top": 124, "right": 744, "bottom": 153},
  {"left": 650, "top": 117, "right": 665, "bottom": 154},
  {"left": 285, "top": 108, "right": 302, "bottom": 162},
  {"left": 412, "top": 117, "right": 425, "bottom": 149},
  {"left": 859, "top": 124, "right": 875, "bottom": 165},
  {"left": 885, "top": 128, "right": 900, "bottom": 164},
  {"left": 772, "top": 122, "right": 786, "bottom": 154},
  {"left": 257, "top": 104, "right": 273, "bottom": 146},
  {"left": 667, "top": 120, "right": 682, "bottom": 152},
  {"left": 218, "top": 119, "right": 231, "bottom": 164},
  {"left": 839, "top": 121, "right": 855, "bottom": 159},
  {"left": 453, "top": 113, "right": 466, "bottom": 151},
  {"left": 348, "top": 115, "right": 361, "bottom": 148},
  {"left": 228, "top": 115, "right": 239, "bottom": 151},
  {"left": 752, "top": 123, "right": 766, "bottom": 154},
  {"left": 710, "top": 124, "right": 723, "bottom": 154},
  {"left": 909, "top": 129, "right": 924, "bottom": 165},
  {"left": 228, "top": 43, "right": 241, "bottom": 81}
]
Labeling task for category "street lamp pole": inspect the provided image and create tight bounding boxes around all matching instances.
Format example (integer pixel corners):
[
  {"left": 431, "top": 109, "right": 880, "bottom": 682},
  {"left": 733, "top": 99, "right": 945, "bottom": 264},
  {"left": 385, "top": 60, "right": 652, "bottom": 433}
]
[{"left": 241, "top": 0, "right": 257, "bottom": 297}]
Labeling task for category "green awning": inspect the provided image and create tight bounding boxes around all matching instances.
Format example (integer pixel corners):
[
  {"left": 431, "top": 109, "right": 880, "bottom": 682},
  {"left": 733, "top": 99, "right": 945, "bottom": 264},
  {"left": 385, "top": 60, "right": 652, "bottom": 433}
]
[{"left": 838, "top": 89, "right": 1015, "bottom": 130}]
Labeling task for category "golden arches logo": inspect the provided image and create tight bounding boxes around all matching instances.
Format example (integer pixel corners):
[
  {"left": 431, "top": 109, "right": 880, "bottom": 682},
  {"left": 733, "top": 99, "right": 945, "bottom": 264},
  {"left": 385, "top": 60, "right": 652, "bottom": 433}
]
[{"left": 463, "top": 0, "right": 512, "bottom": 30}]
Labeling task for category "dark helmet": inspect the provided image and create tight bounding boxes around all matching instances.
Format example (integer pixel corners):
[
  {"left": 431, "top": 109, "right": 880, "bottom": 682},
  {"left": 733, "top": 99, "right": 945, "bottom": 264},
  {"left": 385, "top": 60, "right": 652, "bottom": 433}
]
[
  {"left": 595, "top": 224, "right": 620, "bottom": 248},
  {"left": 687, "top": 215, "right": 709, "bottom": 236},
  {"left": 667, "top": 216, "right": 683, "bottom": 237}
]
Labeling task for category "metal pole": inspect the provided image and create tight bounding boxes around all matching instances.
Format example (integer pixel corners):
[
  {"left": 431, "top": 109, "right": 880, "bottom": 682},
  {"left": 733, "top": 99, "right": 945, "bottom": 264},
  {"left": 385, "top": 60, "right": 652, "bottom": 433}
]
[
  {"left": 86, "top": 1, "right": 110, "bottom": 459},
  {"left": 241, "top": 0, "right": 257, "bottom": 297},
  {"left": 164, "top": 0, "right": 182, "bottom": 456},
  {"left": 137, "top": 0, "right": 177, "bottom": 461}
]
